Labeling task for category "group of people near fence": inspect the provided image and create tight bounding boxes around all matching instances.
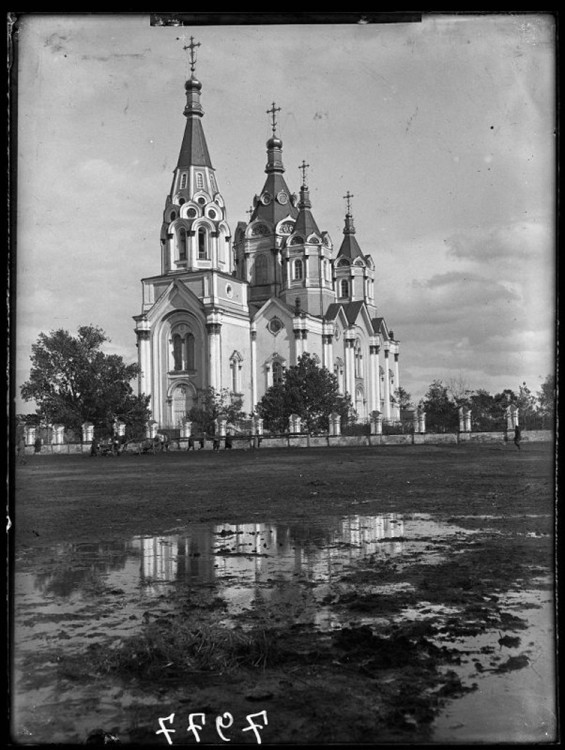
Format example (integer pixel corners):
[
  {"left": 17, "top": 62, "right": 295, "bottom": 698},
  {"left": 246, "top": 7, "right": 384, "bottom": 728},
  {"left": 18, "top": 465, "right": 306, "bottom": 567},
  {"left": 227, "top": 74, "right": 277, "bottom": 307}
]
[{"left": 88, "top": 430, "right": 236, "bottom": 456}]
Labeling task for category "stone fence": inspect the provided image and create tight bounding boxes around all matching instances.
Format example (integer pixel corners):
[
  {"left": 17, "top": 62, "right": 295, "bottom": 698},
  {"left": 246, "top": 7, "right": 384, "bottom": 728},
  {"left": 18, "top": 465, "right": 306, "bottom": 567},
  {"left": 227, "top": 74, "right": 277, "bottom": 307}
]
[{"left": 20, "top": 428, "right": 554, "bottom": 454}]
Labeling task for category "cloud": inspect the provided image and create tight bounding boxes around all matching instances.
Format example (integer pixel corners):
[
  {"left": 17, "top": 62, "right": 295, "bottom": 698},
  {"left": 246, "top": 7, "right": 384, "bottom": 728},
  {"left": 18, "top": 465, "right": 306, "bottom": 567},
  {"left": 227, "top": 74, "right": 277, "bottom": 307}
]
[{"left": 444, "top": 218, "right": 553, "bottom": 266}]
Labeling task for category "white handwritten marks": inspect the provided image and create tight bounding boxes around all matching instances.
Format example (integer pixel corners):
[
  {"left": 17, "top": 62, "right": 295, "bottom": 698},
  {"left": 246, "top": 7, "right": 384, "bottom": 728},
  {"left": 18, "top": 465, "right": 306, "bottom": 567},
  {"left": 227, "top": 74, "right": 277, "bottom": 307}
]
[{"left": 157, "top": 711, "right": 268, "bottom": 745}]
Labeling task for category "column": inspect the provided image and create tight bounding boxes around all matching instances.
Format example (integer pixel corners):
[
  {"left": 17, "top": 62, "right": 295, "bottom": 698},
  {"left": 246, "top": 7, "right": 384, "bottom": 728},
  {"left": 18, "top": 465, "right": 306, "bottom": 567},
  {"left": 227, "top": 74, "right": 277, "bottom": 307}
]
[
  {"left": 369, "top": 342, "right": 379, "bottom": 413},
  {"left": 382, "top": 345, "right": 391, "bottom": 420},
  {"left": 250, "top": 325, "right": 257, "bottom": 411},
  {"left": 167, "top": 232, "right": 175, "bottom": 270},
  {"left": 211, "top": 230, "right": 219, "bottom": 267},
  {"left": 206, "top": 318, "right": 222, "bottom": 391},
  {"left": 293, "top": 320, "right": 303, "bottom": 364},
  {"left": 344, "top": 336, "right": 355, "bottom": 396},
  {"left": 322, "top": 325, "right": 333, "bottom": 370},
  {"left": 25, "top": 426, "right": 36, "bottom": 446},
  {"left": 136, "top": 328, "right": 151, "bottom": 398},
  {"left": 180, "top": 420, "right": 192, "bottom": 439},
  {"left": 188, "top": 230, "right": 197, "bottom": 269},
  {"left": 458, "top": 406, "right": 465, "bottom": 433},
  {"left": 393, "top": 350, "right": 400, "bottom": 419}
]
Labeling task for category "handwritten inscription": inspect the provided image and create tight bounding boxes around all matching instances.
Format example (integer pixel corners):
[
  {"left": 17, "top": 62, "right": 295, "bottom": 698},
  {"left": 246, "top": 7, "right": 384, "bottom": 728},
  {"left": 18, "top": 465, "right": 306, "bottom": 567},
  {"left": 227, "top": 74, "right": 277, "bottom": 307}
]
[{"left": 157, "top": 711, "right": 268, "bottom": 745}]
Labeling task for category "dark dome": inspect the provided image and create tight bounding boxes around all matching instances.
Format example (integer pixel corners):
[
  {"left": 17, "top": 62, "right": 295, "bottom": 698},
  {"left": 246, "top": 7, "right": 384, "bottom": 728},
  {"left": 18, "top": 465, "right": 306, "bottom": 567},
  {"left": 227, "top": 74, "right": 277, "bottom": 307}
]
[
  {"left": 267, "top": 136, "right": 283, "bottom": 149},
  {"left": 185, "top": 76, "right": 202, "bottom": 91}
]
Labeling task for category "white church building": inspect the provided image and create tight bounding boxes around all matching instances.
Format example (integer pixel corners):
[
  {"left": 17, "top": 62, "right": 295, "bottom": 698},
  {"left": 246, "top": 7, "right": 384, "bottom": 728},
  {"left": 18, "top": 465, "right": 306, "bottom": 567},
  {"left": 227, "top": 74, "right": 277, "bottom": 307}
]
[{"left": 133, "top": 40, "right": 401, "bottom": 431}]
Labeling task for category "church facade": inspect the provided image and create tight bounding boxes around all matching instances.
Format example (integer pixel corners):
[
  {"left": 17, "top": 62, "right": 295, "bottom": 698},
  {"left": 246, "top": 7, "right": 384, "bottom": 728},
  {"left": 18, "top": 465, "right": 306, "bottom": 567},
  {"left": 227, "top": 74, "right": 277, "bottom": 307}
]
[{"left": 133, "top": 44, "right": 401, "bottom": 431}]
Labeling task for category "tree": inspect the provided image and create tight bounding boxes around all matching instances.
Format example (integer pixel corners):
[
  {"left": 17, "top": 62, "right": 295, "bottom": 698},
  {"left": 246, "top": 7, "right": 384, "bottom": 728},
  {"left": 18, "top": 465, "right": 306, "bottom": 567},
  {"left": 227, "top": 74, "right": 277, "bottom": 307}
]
[
  {"left": 419, "top": 380, "right": 458, "bottom": 433},
  {"left": 20, "top": 325, "right": 150, "bottom": 437},
  {"left": 393, "top": 386, "right": 413, "bottom": 410},
  {"left": 188, "top": 387, "right": 246, "bottom": 434},
  {"left": 537, "top": 374, "right": 556, "bottom": 424},
  {"left": 256, "top": 353, "right": 353, "bottom": 433}
]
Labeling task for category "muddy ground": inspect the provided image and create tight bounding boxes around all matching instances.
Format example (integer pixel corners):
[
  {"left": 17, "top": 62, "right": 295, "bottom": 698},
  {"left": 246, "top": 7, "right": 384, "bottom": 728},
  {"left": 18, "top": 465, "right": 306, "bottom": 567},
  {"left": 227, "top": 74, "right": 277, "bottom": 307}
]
[{"left": 11, "top": 442, "right": 557, "bottom": 745}]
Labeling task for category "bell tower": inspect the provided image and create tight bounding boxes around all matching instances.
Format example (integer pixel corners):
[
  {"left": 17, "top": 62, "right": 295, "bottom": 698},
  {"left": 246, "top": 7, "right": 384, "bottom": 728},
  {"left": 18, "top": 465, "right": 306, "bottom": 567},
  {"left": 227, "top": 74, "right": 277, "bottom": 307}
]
[{"left": 160, "top": 37, "right": 232, "bottom": 276}]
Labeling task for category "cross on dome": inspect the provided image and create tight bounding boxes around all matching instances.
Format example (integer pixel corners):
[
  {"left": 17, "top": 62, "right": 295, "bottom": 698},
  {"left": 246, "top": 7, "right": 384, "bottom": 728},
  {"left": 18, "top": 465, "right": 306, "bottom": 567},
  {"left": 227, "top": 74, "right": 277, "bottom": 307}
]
[
  {"left": 266, "top": 102, "right": 281, "bottom": 136},
  {"left": 343, "top": 190, "right": 355, "bottom": 215},
  {"left": 299, "top": 160, "right": 310, "bottom": 187},
  {"left": 180, "top": 35, "right": 201, "bottom": 75}
]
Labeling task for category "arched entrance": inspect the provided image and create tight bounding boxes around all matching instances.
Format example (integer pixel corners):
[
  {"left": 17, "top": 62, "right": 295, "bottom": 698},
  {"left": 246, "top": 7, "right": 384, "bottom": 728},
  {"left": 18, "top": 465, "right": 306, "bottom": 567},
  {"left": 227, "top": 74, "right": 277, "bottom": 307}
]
[{"left": 169, "top": 383, "right": 196, "bottom": 428}]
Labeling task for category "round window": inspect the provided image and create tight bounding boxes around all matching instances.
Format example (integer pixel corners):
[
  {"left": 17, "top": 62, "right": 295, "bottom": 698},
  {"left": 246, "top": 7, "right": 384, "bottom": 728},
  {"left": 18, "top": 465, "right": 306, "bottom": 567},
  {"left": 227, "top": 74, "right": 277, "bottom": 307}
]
[
  {"left": 268, "top": 317, "right": 283, "bottom": 335},
  {"left": 208, "top": 209, "right": 217, "bottom": 219}
]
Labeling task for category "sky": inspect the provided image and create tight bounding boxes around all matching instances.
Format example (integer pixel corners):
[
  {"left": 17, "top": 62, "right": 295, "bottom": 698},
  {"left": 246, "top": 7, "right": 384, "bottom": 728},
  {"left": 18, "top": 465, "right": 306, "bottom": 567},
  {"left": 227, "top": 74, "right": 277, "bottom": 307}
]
[{"left": 12, "top": 12, "right": 556, "bottom": 413}]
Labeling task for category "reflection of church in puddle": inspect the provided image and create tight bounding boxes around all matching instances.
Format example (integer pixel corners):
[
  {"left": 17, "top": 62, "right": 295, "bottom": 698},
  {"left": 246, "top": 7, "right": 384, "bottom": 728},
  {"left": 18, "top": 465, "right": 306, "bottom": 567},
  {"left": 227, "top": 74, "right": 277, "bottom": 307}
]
[{"left": 129, "top": 514, "right": 405, "bottom": 610}]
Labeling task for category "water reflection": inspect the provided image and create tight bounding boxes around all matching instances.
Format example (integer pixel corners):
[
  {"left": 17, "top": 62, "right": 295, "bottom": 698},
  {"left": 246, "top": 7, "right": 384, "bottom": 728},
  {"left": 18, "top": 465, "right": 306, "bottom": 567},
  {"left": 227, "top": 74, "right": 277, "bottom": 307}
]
[{"left": 130, "top": 514, "right": 406, "bottom": 597}]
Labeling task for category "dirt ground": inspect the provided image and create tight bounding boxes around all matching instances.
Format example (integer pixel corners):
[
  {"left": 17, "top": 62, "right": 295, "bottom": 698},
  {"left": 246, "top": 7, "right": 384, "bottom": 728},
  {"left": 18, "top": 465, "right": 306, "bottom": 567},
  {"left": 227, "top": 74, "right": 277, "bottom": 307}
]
[{"left": 11, "top": 442, "right": 557, "bottom": 745}]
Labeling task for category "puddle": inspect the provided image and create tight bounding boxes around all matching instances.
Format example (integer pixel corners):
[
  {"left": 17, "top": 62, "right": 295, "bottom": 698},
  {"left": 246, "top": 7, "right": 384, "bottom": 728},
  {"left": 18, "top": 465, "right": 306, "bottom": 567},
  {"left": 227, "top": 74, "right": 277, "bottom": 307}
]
[
  {"left": 432, "top": 589, "right": 556, "bottom": 744},
  {"left": 11, "top": 512, "right": 556, "bottom": 744}
]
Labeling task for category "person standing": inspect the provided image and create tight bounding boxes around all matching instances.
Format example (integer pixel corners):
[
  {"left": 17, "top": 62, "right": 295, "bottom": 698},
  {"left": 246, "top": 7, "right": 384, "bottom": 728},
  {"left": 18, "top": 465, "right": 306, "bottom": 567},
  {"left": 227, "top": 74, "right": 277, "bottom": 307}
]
[{"left": 513, "top": 424, "right": 522, "bottom": 450}]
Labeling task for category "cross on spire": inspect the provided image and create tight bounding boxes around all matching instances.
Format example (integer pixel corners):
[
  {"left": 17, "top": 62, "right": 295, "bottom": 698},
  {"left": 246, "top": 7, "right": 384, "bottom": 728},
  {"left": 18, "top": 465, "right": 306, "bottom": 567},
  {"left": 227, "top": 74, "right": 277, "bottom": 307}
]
[
  {"left": 181, "top": 35, "right": 201, "bottom": 75},
  {"left": 343, "top": 191, "right": 355, "bottom": 215},
  {"left": 266, "top": 102, "right": 281, "bottom": 135},
  {"left": 299, "top": 160, "right": 310, "bottom": 187}
]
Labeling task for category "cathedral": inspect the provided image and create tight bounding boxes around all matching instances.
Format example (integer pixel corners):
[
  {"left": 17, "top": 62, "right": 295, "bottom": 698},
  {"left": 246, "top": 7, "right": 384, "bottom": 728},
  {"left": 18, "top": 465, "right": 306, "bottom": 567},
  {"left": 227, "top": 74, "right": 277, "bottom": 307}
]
[{"left": 133, "top": 40, "right": 401, "bottom": 431}]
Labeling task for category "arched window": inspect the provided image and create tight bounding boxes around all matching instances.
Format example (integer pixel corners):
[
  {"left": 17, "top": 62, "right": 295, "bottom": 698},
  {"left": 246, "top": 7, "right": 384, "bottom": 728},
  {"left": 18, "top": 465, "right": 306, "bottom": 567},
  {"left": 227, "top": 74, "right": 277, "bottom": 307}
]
[
  {"left": 340, "top": 279, "right": 349, "bottom": 298},
  {"left": 255, "top": 254, "right": 268, "bottom": 285},
  {"left": 171, "top": 329, "right": 195, "bottom": 372},
  {"left": 293, "top": 259, "right": 303, "bottom": 281},
  {"left": 178, "top": 228, "right": 187, "bottom": 261},
  {"left": 198, "top": 228, "right": 207, "bottom": 259},
  {"left": 186, "top": 333, "right": 195, "bottom": 370},
  {"left": 230, "top": 351, "right": 243, "bottom": 394},
  {"left": 173, "top": 334, "right": 183, "bottom": 371},
  {"left": 354, "top": 340, "right": 363, "bottom": 378},
  {"left": 180, "top": 173, "right": 187, "bottom": 190},
  {"left": 272, "top": 360, "right": 284, "bottom": 385},
  {"left": 196, "top": 173, "right": 204, "bottom": 189}
]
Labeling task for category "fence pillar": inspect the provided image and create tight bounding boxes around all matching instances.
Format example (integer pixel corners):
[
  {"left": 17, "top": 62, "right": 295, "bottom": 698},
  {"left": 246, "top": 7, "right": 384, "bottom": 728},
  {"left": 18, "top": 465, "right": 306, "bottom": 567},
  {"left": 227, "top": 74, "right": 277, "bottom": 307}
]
[
  {"left": 369, "top": 410, "right": 382, "bottom": 436},
  {"left": 505, "top": 405, "right": 519, "bottom": 430},
  {"left": 146, "top": 420, "right": 158, "bottom": 439},
  {"left": 289, "top": 414, "right": 301, "bottom": 434},
  {"left": 25, "top": 426, "right": 36, "bottom": 446},
  {"left": 252, "top": 416, "right": 264, "bottom": 436},
  {"left": 464, "top": 408, "right": 472, "bottom": 433},
  {"left": 82, "top": 422, "right": 94, "bottom": 443},
  {"left": 216, "top": 416, "right": 227, "bottom": 437},
  {"left": 52, "top": 424, "right": 65, "bottom": 445},
  {"left": 180, "top": 419, "right": 192, "bottom": 439},
  {"left": 329, "top": 412, "right": 342, "bottom": 437},
  {"left": 113, "top": 419, "right": 126, "bottom": 437},
  {"left": 417, "top": 409, "right": 426, "bottom": 434}
]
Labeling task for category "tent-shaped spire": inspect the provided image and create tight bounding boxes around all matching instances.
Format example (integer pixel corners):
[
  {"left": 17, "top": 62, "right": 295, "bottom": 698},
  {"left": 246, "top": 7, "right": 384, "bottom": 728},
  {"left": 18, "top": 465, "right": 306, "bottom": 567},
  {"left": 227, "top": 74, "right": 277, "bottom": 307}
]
[
  {"left": 176, "top": 36, "right": 213, "bottom": 169},
  {"left": 335, "top": 190, "right": 365, "bottom": 261},
  {"left": 292, "top": 160, "right": 321, "bottom": 237},
  {"left": 251, "top": 103, "right": 298, "bottom": 225}
]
